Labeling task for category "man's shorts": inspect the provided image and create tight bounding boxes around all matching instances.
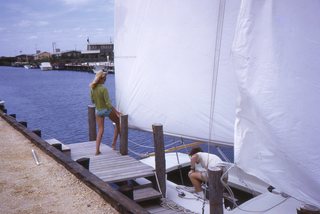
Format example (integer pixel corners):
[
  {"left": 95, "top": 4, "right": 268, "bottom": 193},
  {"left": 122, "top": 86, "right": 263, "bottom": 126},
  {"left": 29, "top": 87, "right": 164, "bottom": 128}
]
[
  {"left": 96, "top": 108, "right": 112, "bottom": 117},
  {"left": 200, "top": 171, "right": 208, "bottom": 182}
]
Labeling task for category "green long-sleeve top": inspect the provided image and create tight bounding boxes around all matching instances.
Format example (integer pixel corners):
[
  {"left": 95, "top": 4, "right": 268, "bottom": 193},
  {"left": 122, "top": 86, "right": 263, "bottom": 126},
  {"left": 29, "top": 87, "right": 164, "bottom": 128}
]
[{"left": 90, "top": 84, "right": 112, "bottom": 111}]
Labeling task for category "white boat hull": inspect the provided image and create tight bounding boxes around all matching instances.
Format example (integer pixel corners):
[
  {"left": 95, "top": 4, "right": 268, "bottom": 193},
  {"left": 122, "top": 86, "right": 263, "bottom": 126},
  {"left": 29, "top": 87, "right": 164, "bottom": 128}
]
[
  {"left": 140, "top": 152, "right": 304, "bottom": 214},
  {"left": 40, "top": 62, "right": 52, "bottom": 71},
  {"left": 92, "top": 62, "right": 114, "bottom": 74}
]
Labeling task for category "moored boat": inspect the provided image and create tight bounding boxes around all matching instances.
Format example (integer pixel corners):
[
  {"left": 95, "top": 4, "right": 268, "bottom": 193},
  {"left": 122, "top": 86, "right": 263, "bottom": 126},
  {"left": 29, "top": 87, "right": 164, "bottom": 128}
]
[
  {"left": 39, "top": 62, "right": 53, "bottom": 71},
  {"left": 92, "top": 61, "right": 114, "bottom": 74},
  {"left": 114, "top": 0, "right": 320, "bottom": 213},
  {"left": 24, "top": 64, "right": 37, "bottom": 69}
]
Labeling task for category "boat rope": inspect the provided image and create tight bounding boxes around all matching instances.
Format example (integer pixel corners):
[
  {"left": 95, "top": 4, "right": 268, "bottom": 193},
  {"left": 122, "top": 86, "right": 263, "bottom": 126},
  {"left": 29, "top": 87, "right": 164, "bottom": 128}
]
[
  {"left": 216, "top": 146, "right": 231, "bottom": 162},
  {"left": 175, "top": 151, "right": 185, "bottom": 186},
  {"left": 128, "top": 137, "right": 181, "bottom": 149},
  {"left": 160, "top": 198, "right": 199, "bottom": 214},
  {"left": 127, "top": 147, "right": 144, "bottom": 157},
  {"left": 154, "top": 171, "right": 163, "bottom": 198},
  {"left": 128, "top": 138, "right": 155, "bottom": 149},
  {"left": 202, "top": 0, "right": 228, "bottom": 213},
  {"left": 180, "top": 137, "right": 189, "bottom": 154},
  {"left": 207, "top": 0, "right": 227, "bottom": 147},
  {"left": 154, "top": 170, "right": 204, "bottom": 213},
  {"left": 220, "top": 163, "right": 291, "bottom": 213},
  {"left": 126, "top": 135, "right": 188, "bottom": 158},
  {"left": 164, "top": 139, "right": 183, "bottom": 149}
]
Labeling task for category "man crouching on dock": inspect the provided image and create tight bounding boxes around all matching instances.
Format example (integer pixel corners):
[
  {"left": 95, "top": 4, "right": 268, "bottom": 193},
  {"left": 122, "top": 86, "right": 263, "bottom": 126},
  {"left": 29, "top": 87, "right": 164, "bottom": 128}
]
[{"left": 90, "top": 70, "right": 121, "bottom": 155}]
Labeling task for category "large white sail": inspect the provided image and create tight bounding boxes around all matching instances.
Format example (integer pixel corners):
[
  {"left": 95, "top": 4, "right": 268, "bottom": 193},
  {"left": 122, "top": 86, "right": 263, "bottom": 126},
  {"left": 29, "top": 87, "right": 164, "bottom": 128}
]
[
  {"left": 114, "top": 0, "right": 240, "bottom": 145},
  {"left": 233, "top": 0, "right": 320, "bottom": 207}
]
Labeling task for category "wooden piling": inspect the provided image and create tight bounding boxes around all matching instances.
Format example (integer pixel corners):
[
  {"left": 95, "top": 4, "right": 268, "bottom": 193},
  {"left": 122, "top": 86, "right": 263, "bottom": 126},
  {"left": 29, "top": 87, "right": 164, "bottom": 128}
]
[
  {"left": 19, "top": 121, "right": 27, "bottom": 127},
  {"left": 0, "top": 112, "right": 149, "bottom": 214},
  {"left": 88, "top": 105, "right": 96, "bottom": 141},
  {"left": 208, "top": 166, "right": 224, "bottom": 214},
  {"left": 0, "top": 102, "right": 5, "bottom": 112},
  {"left": 120, "top": 114, "right": 128, "bottom": 155},
  {"left": 76, "top": 157, "right": 90, "bottom": 170},
  {"left": 51, "top": 143, "right": 62, "bottom": 151},
  {"left": 9, "top": 114, "right": 16, "bottom": 118},
  {"left": 152, "top": 124, "right": 166, "bottom": 197},
  {"left": 32, "top": 129, "right": 42, "bottom": 137}
]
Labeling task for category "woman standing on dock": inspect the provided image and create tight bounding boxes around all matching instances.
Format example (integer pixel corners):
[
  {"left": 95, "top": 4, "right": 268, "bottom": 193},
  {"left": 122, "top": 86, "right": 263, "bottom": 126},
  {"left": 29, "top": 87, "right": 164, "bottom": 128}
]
[{"left": 90, "top": 70, "right": 121, "bottom": 155}]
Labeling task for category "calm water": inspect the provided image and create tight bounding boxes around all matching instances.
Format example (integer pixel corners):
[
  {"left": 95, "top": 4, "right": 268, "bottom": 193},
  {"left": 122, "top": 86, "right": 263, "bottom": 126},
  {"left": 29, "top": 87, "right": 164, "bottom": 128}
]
[{"left": 0, "top": 66, "right": 233, "bottom": 160}]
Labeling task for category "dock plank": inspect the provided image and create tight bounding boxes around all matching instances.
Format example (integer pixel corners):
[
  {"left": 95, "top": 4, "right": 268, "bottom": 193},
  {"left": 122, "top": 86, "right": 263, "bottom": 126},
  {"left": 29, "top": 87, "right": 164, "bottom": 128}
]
[
  {"left": 45, "top": 138, "right": 71, "bottom": 156},
  {"left": 68, "top": 141, "right": 155, "bottom": 183},
  {"left": 134, "top": 187, "right": 162, "bottom": 202}
]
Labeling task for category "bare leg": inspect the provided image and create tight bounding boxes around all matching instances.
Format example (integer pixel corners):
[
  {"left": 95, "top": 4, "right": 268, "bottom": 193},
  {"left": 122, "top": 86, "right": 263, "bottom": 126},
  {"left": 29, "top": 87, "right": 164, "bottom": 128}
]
[
  {"left": 109, "top": 107, "right": 120, "bottom": 149},
  {"left": 95, "top": 115, "right": 105, "bottom": 155},
  {"left": 111, "top": 127, "right": 119, "bottom": 150},
  {"left": 188, "top": 171, "right": 203, "bottom": 192}
]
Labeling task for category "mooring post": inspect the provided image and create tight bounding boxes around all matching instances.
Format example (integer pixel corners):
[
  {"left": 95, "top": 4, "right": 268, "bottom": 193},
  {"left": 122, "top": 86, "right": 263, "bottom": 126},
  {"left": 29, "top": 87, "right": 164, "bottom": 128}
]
[
  {"left": 0, "top": 102, "right": 5, "bottom": 112},
  {"left": 51, "top": 143, "right": 62, "bottom": 151},
  {"left": 76, "top": 157, "right": 90, "bottom": 170},
  {"left": 19, "top": 121, "right": 27, "bottom": 127},
  {"left": 32, "top": 129, "right": 42, "bottom": 137},
  {"left": 9, "top": 114, "right": 16, "bottom": 118},
  {"left": 120, "top": 114, "right": 128, "bottom": 155},
  {"left": 88, "top": 105, "right": 96, "bottom": 141},
  {"left": 209, "top": 166, "right": 224, "bottom": 214},
  {"left": 152, "top": 124, "right": 166, "bottom": 197}
]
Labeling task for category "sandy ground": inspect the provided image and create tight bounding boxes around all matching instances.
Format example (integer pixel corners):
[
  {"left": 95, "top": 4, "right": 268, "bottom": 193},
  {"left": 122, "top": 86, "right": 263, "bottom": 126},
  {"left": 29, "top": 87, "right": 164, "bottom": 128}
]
[{"left": 0, "top": 117, "right": 119, "bottom": 214}]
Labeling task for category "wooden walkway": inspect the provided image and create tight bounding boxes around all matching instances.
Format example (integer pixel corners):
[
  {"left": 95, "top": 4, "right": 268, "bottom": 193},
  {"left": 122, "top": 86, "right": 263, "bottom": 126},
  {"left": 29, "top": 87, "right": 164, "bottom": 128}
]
[
  {"left": 1, "top": 105, "right": 178, "bottom": 214},
  {"left": 46, "top": 139, "right": 187, "bottom": 213},
  {"left": 67, "top": 141, "right": 155, "bottom": 183}
]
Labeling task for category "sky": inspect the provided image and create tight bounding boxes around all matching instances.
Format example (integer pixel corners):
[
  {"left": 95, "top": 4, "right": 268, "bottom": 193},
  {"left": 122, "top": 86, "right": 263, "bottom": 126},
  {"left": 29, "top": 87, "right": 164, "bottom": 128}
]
[{"left": 0, "top": 0, "right": 114, "bottom": 57}]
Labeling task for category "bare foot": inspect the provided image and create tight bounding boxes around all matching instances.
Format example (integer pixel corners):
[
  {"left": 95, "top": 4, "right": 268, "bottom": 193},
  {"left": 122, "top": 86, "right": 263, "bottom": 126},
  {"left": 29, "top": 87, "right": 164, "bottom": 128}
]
[
  {"left": 95, "top": 151, "right": 101, "bottom": 155},
  {"left": 111, "top": 144, "right": 116, "bottom": 150}
]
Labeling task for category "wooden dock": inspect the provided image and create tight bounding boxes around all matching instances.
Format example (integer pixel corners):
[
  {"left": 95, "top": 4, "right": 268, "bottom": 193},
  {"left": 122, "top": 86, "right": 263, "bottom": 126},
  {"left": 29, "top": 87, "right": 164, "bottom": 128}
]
[
  {"left": 1, "top": 105, "right": 186, "bottom": 214},
  {"left": 48, "top": 140, "right": 188, "bottom": 213},
  {"left": 67, "top": 141, "right": 155, "bottom": 183}
]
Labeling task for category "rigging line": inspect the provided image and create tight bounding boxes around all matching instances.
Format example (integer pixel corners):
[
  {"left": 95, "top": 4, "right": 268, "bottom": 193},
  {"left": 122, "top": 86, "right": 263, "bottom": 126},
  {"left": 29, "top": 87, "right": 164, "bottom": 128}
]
[
  {"left": 202, "top": 1, "right": 227, "bottom": 213},
  {"left": 180, "top": 137, "right": 189, "bottom": 154},
  {"left": 175, "top": 151, "right": 185, "bottom": 186},
  {"left": 220, "top": 164, "right": 291, "bottom": 213},
  {"left": 128, "top": 138, "right": 154, "bottom": 149},
  {"left": 216, "top": 146, "right": 231, "bottom": 162},
  {"left": 154, "top": 171, "right": 164, "bottom": 198},
  {"left": 127, "top": 147, "right": 144, "bottom": 157},
  {"left": 208, "top": 0, "right": 227, "bottom": 148},
  {"left": 164, "top": 139, "right": 183, "bottom": 149},
  {"left": 130, "top": 132, "right": 152, "bottom": 142},
  {"left": 203, "top": 0, "right": 227, "bottom": 193},
  {"left": 160, "top": 198, "right": 198, "bottom": 214},
  {"left": 128, "top": 137, "right": 181, "bottom": 149}
]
